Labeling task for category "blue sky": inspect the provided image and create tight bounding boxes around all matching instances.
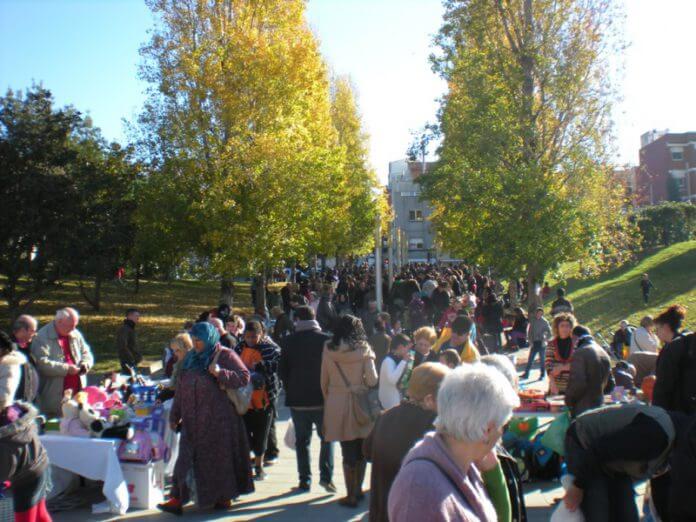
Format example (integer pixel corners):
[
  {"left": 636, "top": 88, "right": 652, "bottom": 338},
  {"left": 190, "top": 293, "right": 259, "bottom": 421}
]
[{"left": 2, "top": 0, "right": 696, "bottom": 182}]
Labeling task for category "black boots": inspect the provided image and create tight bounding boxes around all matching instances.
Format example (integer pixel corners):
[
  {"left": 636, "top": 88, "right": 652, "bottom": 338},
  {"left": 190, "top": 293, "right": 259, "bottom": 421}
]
[{"left": 338, "top": 463, "right": 358, "bottom": 507}]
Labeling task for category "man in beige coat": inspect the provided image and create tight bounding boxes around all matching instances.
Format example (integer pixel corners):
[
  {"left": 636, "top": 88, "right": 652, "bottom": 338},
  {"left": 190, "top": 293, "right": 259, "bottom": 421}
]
[{"left": 31, "top": 308, "right": 94, "bottom": 416}]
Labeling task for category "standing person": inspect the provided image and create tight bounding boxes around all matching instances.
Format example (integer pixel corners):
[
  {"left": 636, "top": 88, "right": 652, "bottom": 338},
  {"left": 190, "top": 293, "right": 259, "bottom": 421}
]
[
  {"left": 522, "top": 308, "right": 551, "bottom": 380},
  {"left": 545, "top": 313, "right": 577, "bottom": 395},
  {"left": 363, "top": 363, "right": 450, "bottom": 522},
  {"left": 368, "top": 318, "right": 392, "bottom": 371},
  {"left": 317, "top": 284, "right": 338, "bottom": 333},
  {"left": 481, "top": 291, "right": 504, "bottom": 353},
  {"left": 412, "top": 326, "right": 439, "bottom": 366},
  {"left": 378, "top": 334, "right": 414, "bottom": 410},
  {"left": 653, "top": 305, "right": 693, "bottom": 413},
  {"left": 1, "top": 331, "right": 52, "bottom": 522},
  {"left": 209, "top": 317, "right": 236, "bottom": 348},
  {"left": 116, "top": 308, "right": 142, "bottom": 373},
  {"left": 641, "top": 273, "right": 656, "bottom": 305},
  {"left": 31, "top": 308, "right": 93, "bottom": 417},
  {"left": 158, "top": 322, "right": 253, "bottom": 515},
  {"left": 361, "top": 300, "right": 380, "bottom": 338},
  {"left": 563, "top": 403, "right": 680, "bottom": 522},
  {"left": 234, "top": 321, "right": 281, "bottom": 479},
  {"left": 611, "top": 320, "right": 635, "bottom": 360},
  {"left": 270, "top": 306, "right": 294, "bottom": 344},
  {"left": 550, "top": 288, "right": 574, "bottom": 316},
  {"left": 431, "top": 281, "right": 451, "bottom": 323},
  {"left": 321, "top": 315, "right": 379, "bottom": 507},
  {"left": 11, "top": 315, "right": 39, "bottom": 404},
  {"left": 278, "top": 306, "right": 335, "bottom": 493},
  {"left": 565, "top": 326, "right": 614, "bottom": 418},
  {"left": 225, "top": 315, "right": 245, "bottom": 345},
  {"left": 388, "top": 365, "right": 519, "bottom": 522},
  {"left": 439, "top": 315, "right": 480, "bottom": 364},
  {"left": 628, "top": 315, "right": 660, "bottom": 386},
  {"left": 505, "top": 307, "right": 529, "bottom": 350}
]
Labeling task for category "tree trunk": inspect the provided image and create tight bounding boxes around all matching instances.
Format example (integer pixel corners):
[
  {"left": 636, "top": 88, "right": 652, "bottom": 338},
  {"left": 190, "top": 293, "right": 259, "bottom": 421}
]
[
  {"left": 526, "top": 268, "right": 542, "bottom": 311},
  {"left": 79, "top": 273, "right": 102, "bottom": 311},
  {"left": 220, "top": 276, "right": 234, "bottom": 308},
  {"left": 509, "top": 279, "right": 519, "bottom": 308},
  {"left": 134, "top": 265, "right": 141, "bottom": 294},
  {"left": 255, "top": 274, "right": 267, "bottom": 316},
  {"left": 320, "top": 255, "right": 327, "bottom": 270}
]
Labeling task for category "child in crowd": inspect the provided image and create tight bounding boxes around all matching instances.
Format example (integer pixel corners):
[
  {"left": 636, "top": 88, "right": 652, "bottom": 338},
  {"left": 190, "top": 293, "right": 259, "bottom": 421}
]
[{"left": 439, "top": 349, "right": 461, "bottom": 369}]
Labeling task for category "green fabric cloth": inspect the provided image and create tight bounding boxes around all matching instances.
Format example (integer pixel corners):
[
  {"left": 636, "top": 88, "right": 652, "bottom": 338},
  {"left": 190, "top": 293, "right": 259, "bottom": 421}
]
[{"left": 482, "top": 462, "right": 511, "bottom": 522}]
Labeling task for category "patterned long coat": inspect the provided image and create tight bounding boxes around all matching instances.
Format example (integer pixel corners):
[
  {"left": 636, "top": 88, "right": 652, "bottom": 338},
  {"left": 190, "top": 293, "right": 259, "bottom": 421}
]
[{"left": 170, "top": 346, "right": 254, "bottom": 506}]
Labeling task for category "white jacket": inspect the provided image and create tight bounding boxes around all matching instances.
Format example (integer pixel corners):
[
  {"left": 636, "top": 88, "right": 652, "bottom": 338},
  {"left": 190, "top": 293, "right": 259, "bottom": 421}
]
[
  {"left": 378, "top": 355, "right": 407, "bottom": 410},
  {"left": 629, "top": 327, "right": 660, "bottom": 355},
  {"left": 0, "top": 350, "right": 27, "bottom": 409}
]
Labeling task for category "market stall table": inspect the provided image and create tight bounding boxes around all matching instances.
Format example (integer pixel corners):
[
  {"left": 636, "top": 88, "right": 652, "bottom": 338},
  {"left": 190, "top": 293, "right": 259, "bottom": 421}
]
[{"left": 40, "top": 434, "right": 128, "bottom": 515}]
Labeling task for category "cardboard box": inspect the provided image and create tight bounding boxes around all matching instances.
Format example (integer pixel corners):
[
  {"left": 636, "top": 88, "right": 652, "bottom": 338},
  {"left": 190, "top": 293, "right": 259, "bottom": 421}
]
[{"left": 121, "top": 461, "right": 165, "bottom": 509}]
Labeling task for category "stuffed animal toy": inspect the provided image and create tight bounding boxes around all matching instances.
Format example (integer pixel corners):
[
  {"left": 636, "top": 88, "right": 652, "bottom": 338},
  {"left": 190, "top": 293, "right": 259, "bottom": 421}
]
[{"left": 59, "top": 389, "right": 133, "bottom": 440}]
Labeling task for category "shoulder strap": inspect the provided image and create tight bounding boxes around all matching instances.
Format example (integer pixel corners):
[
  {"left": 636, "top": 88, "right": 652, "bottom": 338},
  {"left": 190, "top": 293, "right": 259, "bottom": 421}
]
[
  {"left": 333, "top": 360, "right": 351, "bottom": 388},
  {"left": 406, "top": 458, "right": 467, "bottom": 503}
]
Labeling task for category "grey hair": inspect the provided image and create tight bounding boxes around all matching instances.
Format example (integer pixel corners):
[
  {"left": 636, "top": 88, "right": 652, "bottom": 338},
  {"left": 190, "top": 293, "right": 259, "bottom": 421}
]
[
  {"left": 434, "top": 364, "right": 520, "bottom": 442},
  {"left": 55, "top": 307, "right": 79, "bottom": 321},
  {"left": 12, "top": 315, "right": 37, "bottom": 332},
  {"left": 480, "top": 354, "right": 519, "bottom": 392}
]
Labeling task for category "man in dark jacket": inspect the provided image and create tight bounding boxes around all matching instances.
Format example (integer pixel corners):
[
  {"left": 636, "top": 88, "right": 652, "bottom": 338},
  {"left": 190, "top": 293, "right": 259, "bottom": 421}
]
[
  {"left": 565, "top": 325, "right": 614, "bottom": 418},
  {"left": 316, "top": 285, "right": 337, "bottom": 333},
  {"left": 116, "top": 308, "right": 142, "bottom": 373},
  {"left": 551, "top": 288, "right": 574, "bottom": 316},
  {"left": 279, "top": 306, "right": 335, "bottom": 492},
  {"left": 11, "top": 315, "right": 39, "bottom": 404}
]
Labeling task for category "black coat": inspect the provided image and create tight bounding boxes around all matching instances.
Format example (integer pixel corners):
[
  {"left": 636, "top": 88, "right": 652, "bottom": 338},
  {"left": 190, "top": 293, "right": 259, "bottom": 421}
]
[
  {"left": 279, "top": 326, "right": 331, "bottom": 408},
  {"left": 653, "top": 333, "right": 696, "bottom": 415}
]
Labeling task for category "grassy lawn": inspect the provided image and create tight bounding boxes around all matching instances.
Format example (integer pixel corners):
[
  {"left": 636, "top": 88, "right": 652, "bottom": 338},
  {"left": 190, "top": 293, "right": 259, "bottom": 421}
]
[
  {"left": 0, "top": 279, "right": 284, "bottom": 372},
  {"left": 550, "top": 240, "right": 696, "bottom": 334}
]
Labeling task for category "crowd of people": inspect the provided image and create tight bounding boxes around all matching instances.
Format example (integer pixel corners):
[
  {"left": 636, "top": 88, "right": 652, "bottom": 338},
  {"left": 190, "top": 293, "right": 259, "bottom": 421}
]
[{"left": 0, "top": 262, "right": 694, "bottom": 522}]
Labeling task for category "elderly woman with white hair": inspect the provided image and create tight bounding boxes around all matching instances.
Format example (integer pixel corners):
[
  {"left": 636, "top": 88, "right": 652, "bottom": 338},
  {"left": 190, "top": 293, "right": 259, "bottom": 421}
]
[
  {"left": 388, "top": 364, "right": 520, "bottom": 522},
  {"left": 31, "top": 307, "right": 93, "bottom": 417}
]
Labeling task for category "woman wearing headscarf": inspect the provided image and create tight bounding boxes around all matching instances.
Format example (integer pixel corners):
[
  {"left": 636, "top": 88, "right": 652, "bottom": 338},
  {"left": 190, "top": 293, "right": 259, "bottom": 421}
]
[{"left": 158, "top": 322, "right": 254, "bottom": 515}]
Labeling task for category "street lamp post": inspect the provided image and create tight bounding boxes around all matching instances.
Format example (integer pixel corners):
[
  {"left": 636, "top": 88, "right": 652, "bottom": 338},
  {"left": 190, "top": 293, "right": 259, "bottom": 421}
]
[{"left": 375, "top": 214, "right": 382, "bottom": 312}]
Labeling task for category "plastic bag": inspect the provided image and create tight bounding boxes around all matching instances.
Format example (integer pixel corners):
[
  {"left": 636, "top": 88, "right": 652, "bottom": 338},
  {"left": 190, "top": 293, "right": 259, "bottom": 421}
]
[
  {"left": 284, "top": 418, "right": 296, "bottom": 450},
  {"left": 550, "top": 474, "right": 585, "bottom": 522},
  {"left": 541, "top": 411, "right": 571, "bottom": 456}
]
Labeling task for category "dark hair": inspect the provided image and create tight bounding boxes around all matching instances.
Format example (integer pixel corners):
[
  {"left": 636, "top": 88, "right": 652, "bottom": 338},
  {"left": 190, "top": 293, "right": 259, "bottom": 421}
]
[
  {"left": 245, "top": 320, "right": 264, "bottom": 335},
  {"left": 439, "top": 349, "right": 461, "bottom": 367},
  {"left": 374, "top": 317, "right": 386, "bottom": 333},
  {"left": 390, "top": 333, "right": 411, "bottom": 352},
  {"left": 654, "top": 305, "right": 687, "bottom": 333},
  {"left": 514, "top": 307, "right": 527, "bottom": 320},
  {"left": 295, "top": 305, "right": 315, "bottom": 321},
  {"left": 0, "top": 330, "right": 14, "bottom": 356},
  {"left": 535, "top": 307, "right": 544, "bottom": 313},
  {"left": 452, "top": 315, "right": 473, "bottom": 336},
  {"left": 330, "top": 315, "right": 367, "bottom": 349},
  {"left": 557, "top": 288, "right": 566, "bottom": 297},
  {"left": 197, "top": 310, "right": 211, "bottom": 323},
  {"left": 125, "top": 308, "right": 139, "bottom": 317},
  {"left": 572, "top": 325, "right": 591, "bottom": 338}
]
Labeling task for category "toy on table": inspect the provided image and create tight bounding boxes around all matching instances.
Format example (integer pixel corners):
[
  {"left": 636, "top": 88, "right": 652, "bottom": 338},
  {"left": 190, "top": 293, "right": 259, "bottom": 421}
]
[{"left": 59, "top": 390, "right": 133, "bottom": 440}]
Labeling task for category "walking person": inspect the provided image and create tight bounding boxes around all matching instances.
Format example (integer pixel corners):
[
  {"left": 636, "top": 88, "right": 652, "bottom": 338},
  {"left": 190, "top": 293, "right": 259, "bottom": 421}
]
[
  {"left": 522, "top": 308, "right": 551, "bottom": 380},
  {"left": 279, "top": 306, "right": 335, "bottom": 493},
  {"left": 378, "top": 333, "right": 414, "bottom": 410},
  {"left": 641, "top": 273, "right": 656, "bottom": 305},
  {"left": 321, "top": 315, "right": 379, "bottom": 507}
]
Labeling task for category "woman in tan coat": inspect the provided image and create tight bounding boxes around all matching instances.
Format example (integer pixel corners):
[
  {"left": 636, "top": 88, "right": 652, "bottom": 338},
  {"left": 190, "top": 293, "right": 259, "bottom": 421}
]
[{"left": 321, "top": 315, "right": 378, "bottom": 507}]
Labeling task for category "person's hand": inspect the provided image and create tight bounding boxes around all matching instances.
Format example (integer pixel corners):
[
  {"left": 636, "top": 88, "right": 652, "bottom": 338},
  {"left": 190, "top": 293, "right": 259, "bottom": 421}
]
[
  {"left": 67, "top": 365, "right": 81, "bottom": 375},
  {"left": 474, "top": 449, "right": 499, "bottom": 472},
  {"left": 563, "top": 484, "right": 584, "bottom": 512},
  {"left": 209, "top": 363, "right": 220, "bottom": 378}
]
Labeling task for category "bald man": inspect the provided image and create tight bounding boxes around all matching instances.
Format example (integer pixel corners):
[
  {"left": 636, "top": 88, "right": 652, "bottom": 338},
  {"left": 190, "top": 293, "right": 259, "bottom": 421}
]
[{"left": 31, "top": 307, "right": 93, "bottom": 416}]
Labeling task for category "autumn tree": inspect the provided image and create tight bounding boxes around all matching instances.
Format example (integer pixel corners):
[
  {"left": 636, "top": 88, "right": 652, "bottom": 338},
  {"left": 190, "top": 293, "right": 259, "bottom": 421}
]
[
  {"left": 420, "top": 0, "right": 635, "bottom": 307},
  {"left": 135, "top": 0, "right": 346, "bottom": 306}
]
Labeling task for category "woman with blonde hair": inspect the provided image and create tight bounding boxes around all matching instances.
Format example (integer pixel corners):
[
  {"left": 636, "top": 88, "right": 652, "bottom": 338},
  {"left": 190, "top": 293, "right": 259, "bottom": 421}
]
[
  {"left": 544, "top": 313, "right": 577, "bottom": 395},
  {"left": 413, "top": 326, "right": 439, "bottom": 366}
]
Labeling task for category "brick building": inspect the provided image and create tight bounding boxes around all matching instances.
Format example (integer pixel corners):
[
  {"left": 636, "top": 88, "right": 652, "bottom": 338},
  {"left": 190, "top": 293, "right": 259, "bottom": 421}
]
[{"left": 637, "top": 130, "right": 696, "bottom": 205}]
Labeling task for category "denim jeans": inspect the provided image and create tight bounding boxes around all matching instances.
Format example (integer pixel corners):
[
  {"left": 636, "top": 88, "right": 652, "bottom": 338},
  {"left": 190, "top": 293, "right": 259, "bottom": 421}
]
[
  {"left": 524, "top": 341, "right": 546, "bottom": 378},
  {"left": 290, "top": 408, "right": 334, "bottom": 483}
]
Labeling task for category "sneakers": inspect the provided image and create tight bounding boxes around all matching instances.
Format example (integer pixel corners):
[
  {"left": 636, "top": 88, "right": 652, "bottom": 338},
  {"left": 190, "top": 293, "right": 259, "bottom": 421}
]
[
  {"left": 156, "top": 498, "right": 183, "bottom": 516},
  {"left": 319, "top": 480, "right": 337, "bottom": 493},
  {"left": 263, "top": 455, "right": 278, "bottom": 465},
  {"left": 254, "top": 467, "right": 267, "bottom": 481}
]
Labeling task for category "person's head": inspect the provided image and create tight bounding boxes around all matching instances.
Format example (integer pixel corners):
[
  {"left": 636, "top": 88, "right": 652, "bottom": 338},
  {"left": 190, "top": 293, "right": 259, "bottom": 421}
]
[
  {"left": 189, "top": 321, "right": 219, "bottom": 353},
  {"left": 125, "top": 308, "right": 140, "bottom": 324},
  {"left": 331, "top": 314, "right": 368, "bottom": 349},
  {"left": 407, "top": 362, "right": 450, "bottom": 411},
  {"left": 480, "top": 354, "right": 519, "bottom": 392},
  {"left": 571, "top": 325, "right": 592, "bottom": 346},
  {"left": 197, "top": 310, "right": 211, "bottom": 323},
  {"left": 390, "top": 333, "right": 412, "bottom": 358},
  {"left": 170, "top": 332, "right": 193, "bottom": 360},
  {"left": 377, "top": 312, "right": 391, "bottom": 326},
  {"left": 654, "top": 305, "right": 687, "bottom": 343},
  {"left": 642, "top": 273, "right": 649, "bottom": 280},
  {"left": 640, "top": 315, "right": 655, "bottom": 332},
  {"left": 450, "top": 315, "right": 473, "bottom": 346},
  {"left": 619, "top": 319, "right": 629, "bottom": 331},
  {"left": 368, "top": 300, "right": 378, "bottom": 313},
  {"left": 12, "top": 315, "right": 38, "bottom": 345},
  {"left": 557, "top": 288, "right": 566, "bottom": 297},
  {"left": 0, "top": 330, "right": 14, "bottom": 358},
  {"left": 244, "top": 321, "right": 264, "bottom": 347},
  {"left": 413, "top": 326, "right": 437, "bottom": 355},
  {"left": 217, "top": 303, "right": 231, "bottom": 320},
  {"left": 208, "top": 317, "right": 225, "bottom": 335},
  {"left": 226, "top": 315, "right": 245, "bottom": 336},
  {"left": 434, "top": 365, "right": 520, "bottom": 458},
  {"left": 552, "top": 312, "right": 577, "bottom": 340},
  {"left": 439, "top": 349, "right": 461, "bottom": 369},
  {"left": 535, "top": 307, "right": 544, "bottom": 320},
  {"left": 294, "top": 305, "right": 315, "bottom": 322},
  {"left": 54, "top": 308, "right": 79, "bottom": 336}
]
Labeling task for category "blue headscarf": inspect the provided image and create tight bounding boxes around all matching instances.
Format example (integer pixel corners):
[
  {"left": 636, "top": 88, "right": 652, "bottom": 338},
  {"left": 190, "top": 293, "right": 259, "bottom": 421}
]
[{"left": 183, "top": 322, "right": 220, "bottom": 372}]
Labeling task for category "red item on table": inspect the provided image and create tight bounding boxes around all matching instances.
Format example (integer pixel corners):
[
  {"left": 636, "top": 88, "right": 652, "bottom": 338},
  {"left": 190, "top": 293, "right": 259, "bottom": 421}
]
[{"left": 58, "top": 335, "right": 81, "bottom": 395}]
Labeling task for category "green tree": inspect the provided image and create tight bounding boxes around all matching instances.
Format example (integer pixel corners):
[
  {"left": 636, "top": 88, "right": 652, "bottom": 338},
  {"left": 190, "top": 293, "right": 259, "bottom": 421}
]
[
  {"left": 420, "top": 0, "right": 635, "bottom": 307},
  {"left": 136, "top": 0, "right": 344, "bottom": 306}
]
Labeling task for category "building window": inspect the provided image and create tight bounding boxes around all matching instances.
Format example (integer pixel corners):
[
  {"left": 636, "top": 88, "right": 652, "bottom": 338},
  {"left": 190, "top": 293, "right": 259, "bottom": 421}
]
[
  {"left": 671, "top": 149, "right": 684, "bottom": 161},
  {"left": 409, "top": 209, "right": 423, "bottom": 221},
  {"left": 400, "top": 191, "right": 418, "bottom": 197},
  {"left": 408, "top": 238, "right": 424, "bottom": 250}
]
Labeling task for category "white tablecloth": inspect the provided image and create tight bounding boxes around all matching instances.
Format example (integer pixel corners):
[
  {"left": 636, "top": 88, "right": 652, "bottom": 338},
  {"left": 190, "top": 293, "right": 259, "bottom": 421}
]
[{"left": 40, "top": 434, "right": 129, "bottom": 515}]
